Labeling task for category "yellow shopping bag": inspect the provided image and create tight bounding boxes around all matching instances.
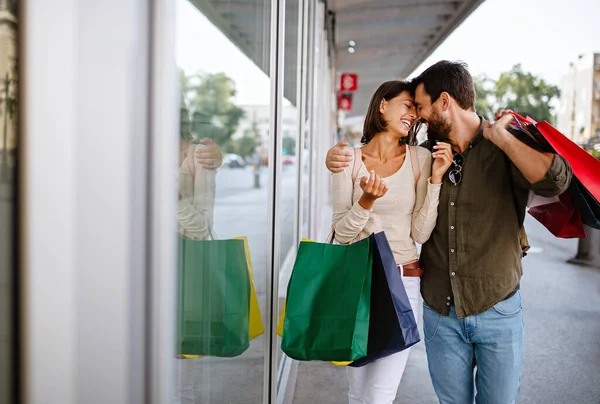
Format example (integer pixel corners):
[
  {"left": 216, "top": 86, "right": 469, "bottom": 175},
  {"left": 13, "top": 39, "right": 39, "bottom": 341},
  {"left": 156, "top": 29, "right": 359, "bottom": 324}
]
[
  {"left": 182, "top": 236, "right": 263, "bottom": 359},
  {"left": 276, "top": 238, "right": 350, "bottom": 366},
  {"left": 238, "top": 236, "right": 265, "bottom": 340}
]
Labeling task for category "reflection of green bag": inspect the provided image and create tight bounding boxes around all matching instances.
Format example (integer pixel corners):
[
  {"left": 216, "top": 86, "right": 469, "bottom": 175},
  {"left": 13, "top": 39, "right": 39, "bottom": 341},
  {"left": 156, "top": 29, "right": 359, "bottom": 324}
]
[
  {"left": 281, "top": 237, "right": 372, "bottom": 361},
  {"left": 177, "top": 237, "right": 250, "bottom": 357}
]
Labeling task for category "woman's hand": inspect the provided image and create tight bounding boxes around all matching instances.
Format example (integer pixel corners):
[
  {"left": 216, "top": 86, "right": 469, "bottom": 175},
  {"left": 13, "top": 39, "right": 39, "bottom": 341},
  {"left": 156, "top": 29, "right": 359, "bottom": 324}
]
[
  {"left": 358, "top": 170, "right": 388, "bottom": 210},
  {"left": 431, "top": 142, "right": 453, "bottom": 184},
  {"left": 194, "top": 138, "right": 223, "bottom": 170}
]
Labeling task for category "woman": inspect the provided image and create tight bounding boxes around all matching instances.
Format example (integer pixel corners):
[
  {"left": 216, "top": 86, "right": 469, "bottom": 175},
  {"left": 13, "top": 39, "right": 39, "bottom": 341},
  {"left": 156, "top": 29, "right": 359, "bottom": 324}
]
[{"left": 331, "top": 80, "right": 453, "bottom": 404}]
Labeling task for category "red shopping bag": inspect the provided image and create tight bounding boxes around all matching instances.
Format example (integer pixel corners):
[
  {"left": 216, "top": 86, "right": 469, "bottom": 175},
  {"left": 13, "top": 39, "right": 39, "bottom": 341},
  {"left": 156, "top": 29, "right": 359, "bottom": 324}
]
[
  {"left": 528, "top": 191, "right": 586, "bottom": 238},
  {"left": 510, "top": 112, "right": 587, "bottom": 238},
  {"left": 512, "top": 112, "right": 600, "bottom": 201}
]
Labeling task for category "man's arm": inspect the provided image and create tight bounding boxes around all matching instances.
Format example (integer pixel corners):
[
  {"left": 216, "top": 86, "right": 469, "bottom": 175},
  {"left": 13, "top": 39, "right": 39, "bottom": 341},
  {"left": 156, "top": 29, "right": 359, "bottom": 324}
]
[
  {"left": 326, "top": 140, "right": 353, "bottom": 173},
  {"left": 484, "top": 114, "right": 553, "bottom": 183},
  {"left": 484, "top": 114, "right": 572, "bottom": 196}
]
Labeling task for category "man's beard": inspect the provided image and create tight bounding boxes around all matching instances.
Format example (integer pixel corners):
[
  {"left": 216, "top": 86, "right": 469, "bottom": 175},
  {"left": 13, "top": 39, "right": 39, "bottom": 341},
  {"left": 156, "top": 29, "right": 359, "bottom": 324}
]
[{"left": 426, "top": 107, "right": 452, "bottom": 143}]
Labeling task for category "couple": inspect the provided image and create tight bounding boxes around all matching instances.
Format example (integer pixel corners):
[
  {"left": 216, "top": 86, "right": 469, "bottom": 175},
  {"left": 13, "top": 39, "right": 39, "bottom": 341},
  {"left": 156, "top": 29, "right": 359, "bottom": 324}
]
[{"left": 327, "top": 61, "right": 572, "bottom": 404}]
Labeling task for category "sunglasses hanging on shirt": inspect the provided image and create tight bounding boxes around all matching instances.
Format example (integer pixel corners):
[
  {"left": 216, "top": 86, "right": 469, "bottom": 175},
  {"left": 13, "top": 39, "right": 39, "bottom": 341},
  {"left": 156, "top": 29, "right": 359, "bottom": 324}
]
[{"left": 449, "top": 152, "right": 464, "bottom": 186}]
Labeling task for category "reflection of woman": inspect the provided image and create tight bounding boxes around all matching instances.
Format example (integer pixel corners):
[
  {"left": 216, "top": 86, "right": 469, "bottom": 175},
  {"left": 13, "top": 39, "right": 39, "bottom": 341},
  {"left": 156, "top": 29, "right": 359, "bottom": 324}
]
[
  {"left": 176, "top": 98, "right": 222, "bottom": 404},
  {"left": 178, "top": 99, "right": 221, "bottom": 239},
  {"left": 329, "top": 81, "right": 453, "bottom": 404}
]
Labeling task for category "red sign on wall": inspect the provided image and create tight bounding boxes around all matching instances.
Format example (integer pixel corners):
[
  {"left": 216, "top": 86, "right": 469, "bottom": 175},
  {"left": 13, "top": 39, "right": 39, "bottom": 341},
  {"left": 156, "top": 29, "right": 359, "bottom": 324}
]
[
  {"left": 340, "top": 73, "right": 358, "bottom": 92},
  {"left": 338, "top": 92, "right": 353, "bottom": 111}
]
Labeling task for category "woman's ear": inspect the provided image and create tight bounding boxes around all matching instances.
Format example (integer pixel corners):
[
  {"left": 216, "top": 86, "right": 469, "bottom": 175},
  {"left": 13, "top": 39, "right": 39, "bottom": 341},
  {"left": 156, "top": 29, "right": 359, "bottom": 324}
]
[{"left": 379, "top": 99, "right": 387, "bottom": 114}]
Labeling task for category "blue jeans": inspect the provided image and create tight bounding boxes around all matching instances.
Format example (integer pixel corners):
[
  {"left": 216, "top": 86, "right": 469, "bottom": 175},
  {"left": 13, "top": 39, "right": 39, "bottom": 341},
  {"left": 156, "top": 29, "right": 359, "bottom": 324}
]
[{"left": 423, "top": 291, "right": 524, "bottom": 404}]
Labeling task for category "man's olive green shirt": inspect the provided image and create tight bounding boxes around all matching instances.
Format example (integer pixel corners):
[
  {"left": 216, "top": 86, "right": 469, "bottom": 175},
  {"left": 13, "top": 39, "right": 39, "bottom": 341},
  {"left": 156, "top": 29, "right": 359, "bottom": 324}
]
[{"left": 420, "top": 117, "right": 572, "bottom": 318}]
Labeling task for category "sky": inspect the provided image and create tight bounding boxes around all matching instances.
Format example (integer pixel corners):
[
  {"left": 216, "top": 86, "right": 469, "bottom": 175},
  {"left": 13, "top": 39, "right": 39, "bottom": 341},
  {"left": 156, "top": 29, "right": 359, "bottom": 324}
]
[
  {"left": 176, "top": 0, "right": 271, "bottom": 105},
  {"left": 411, "top": 0, "right": 600, "bottom": 84},
  {"left": 176, "top": 0, "right": 600, "bottom": 105}
]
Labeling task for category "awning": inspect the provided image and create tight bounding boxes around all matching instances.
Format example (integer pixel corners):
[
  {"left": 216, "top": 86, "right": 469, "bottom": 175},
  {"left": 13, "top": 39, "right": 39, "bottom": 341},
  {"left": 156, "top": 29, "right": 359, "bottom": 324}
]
[
  {"left": 332, "top": 0, "right": 485, "bottom": 117},
  {"left": 188, "top": 0, "right": 485, "bottom": 115}
]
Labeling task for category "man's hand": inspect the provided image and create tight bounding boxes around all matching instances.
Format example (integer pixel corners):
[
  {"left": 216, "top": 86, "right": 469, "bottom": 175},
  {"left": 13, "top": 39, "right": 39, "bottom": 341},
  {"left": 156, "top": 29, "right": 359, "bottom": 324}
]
[
  {"left": 195, "top": 138, "right": 223, "bottom": 170},
  {"left": 494, "top": 109, "right": 514, "bottom": 121},
  {"left": 326, "top": 140, "right": 353, "bottom": 173},
  {"left": 483, "top": 113, "right": 514, "bottom": 144}
]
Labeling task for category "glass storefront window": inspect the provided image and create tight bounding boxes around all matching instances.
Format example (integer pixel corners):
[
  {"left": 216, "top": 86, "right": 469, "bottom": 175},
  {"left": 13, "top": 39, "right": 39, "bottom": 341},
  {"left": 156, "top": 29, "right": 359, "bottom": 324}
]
[{"left": 174, "top": 0, "right": 272, "bottom": 402}]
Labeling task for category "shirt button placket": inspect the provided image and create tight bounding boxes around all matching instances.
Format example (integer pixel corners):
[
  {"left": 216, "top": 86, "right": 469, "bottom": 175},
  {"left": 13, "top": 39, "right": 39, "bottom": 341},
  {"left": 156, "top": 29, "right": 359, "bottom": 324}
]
[{"left": 448, "top": 190, "right": 459, "bottom": 314}]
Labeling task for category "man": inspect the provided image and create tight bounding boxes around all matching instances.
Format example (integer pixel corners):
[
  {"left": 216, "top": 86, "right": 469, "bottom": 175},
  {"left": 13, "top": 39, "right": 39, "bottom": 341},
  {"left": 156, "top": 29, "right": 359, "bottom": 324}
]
[{"left": 325, "top": 61, "right": 572, "bottom": 404}]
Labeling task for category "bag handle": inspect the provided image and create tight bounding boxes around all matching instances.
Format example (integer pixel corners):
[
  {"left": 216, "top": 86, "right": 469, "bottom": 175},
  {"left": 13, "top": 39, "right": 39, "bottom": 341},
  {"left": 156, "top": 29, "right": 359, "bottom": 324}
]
[
  {"left": 351, "top": 147, "right": 362, "bottom": 183},
  {"left": 408, "top": 145, "right": 420, "bottom": 186}
]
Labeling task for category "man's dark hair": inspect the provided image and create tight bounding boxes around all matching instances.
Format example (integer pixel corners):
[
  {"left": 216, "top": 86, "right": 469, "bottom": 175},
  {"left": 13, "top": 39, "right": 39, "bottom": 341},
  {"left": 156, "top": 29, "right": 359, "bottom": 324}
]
[
  {"left": 362, "top": 80, "right": 416, "bottom": 145},
  {"left": 412, "top": 60, "right": 475, "bottom": 111}
]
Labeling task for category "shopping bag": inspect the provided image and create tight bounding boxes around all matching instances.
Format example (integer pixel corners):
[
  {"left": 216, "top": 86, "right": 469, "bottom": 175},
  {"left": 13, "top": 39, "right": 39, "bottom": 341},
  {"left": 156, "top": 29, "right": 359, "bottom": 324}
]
[
  {"left": 236, "top": 236, "right": 264, "bottom": 340},
  {"left": 528, "top": 190, "right": 586, "bottom": 238},
  {"left": 277, "top": 240, "right": 353, "bottom": 366},
  {"left": 535, "top": 120, "right": 600, "bottom": 201},
  {"left": 509, "top": 113, "right": 586, "bottom": 237},
  {"left": 349, "top": 232, "right": 420, "bottom": 367},
  {"left": 177, "top": 237, "right": 251, "bottom": 358},
  {"left": 281, "top": 237, "right": 373, "bottom": 362},
  {"left": 570, "top": 177, "right": 600, "bottom": 230}
]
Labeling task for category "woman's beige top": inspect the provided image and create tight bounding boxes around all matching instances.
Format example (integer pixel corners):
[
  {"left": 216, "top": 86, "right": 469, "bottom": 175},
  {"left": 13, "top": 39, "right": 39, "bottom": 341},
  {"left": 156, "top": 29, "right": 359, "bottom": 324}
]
[{"left": 331, "top": 145, "right": 442, "bottom": 265}]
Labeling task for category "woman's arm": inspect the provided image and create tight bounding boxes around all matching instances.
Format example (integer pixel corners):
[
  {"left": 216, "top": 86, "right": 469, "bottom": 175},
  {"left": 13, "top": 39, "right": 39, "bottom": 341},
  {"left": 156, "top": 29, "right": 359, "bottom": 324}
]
[{"left": 411, "top": 150, "right": 442, "bottom": 244}]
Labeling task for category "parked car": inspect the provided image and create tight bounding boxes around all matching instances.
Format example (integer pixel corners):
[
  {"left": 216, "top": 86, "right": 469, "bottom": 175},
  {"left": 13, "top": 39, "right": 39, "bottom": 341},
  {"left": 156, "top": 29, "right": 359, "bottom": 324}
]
[
  {"left": 282, "top": 154, "right": 296, "bottom": 165},
  {"left": 223, "top": 153, "right": 246, "bottom": 168}
]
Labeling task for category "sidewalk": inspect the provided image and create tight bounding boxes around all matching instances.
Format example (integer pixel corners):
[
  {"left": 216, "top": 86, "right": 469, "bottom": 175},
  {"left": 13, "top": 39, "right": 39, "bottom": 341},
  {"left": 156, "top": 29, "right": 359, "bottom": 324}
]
[{"left": 291, "top": 216, "right": 600, "bottom": 403}]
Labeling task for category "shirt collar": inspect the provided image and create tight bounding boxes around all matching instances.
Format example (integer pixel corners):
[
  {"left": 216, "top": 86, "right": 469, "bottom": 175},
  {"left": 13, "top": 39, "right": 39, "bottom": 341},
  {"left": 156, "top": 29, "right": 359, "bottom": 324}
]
[{"left": 469, "top": 115, "right": 486, "bottom": 148}]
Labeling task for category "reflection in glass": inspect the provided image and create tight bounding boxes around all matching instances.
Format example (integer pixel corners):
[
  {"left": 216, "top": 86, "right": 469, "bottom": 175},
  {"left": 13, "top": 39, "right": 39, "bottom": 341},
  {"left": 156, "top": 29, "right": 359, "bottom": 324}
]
[{"left": 174, "top": 0, "right": 271, "bottom": 402}]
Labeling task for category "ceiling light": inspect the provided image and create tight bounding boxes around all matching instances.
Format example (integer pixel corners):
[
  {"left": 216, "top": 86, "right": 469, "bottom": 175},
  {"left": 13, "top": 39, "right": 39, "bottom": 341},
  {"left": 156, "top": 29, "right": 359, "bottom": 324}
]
[
  {"left": 349, "top": 40, "right": 356, "bottom": 47},
  {"left": 348, "top": 46, "right": 355, "bottom": 54}
]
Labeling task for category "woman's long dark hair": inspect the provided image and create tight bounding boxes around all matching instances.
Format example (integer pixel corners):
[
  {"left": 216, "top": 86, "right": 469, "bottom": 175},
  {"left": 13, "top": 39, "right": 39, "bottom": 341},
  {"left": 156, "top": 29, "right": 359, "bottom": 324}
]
[{"left": 361, "top": 80, "right": 417, "bottom": 146}]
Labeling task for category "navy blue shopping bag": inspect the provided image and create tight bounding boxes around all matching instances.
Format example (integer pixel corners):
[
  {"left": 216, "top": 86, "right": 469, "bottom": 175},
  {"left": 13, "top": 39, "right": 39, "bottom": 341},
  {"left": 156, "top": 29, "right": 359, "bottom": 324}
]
[{"left": 349, "top": 232, "right": 420, "bottom": 367}]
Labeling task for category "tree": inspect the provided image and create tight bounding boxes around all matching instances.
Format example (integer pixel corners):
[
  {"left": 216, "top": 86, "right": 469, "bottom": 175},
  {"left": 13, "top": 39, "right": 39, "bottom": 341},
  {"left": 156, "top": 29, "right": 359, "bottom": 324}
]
[
  {"left": 282, "top": 136, "right": 296, "bottom": 155},
  {"left": 232, "top": 116, "right": 261, "bottom": 157},
  {"left": 473, "top": 65, "right": 560, "bottom": 124},
  {"left": 182, "top": 72, "right": 245, "bottom": 149},
  {"left": 473, "top": 74, "right": 495, "bottom": 120}
]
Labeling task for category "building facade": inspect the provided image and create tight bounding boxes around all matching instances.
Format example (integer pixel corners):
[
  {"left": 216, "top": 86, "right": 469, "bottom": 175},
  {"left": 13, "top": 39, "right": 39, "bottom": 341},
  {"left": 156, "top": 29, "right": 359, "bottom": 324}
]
[{"left": 557, "top": 53, "right": 600, "bottom": 144}]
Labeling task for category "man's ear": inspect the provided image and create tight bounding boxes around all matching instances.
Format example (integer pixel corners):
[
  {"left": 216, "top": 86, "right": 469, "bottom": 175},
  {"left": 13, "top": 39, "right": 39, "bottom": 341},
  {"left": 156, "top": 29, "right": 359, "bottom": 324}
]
[{"left": 439, "top": 92, "right": 451, "bottom": 111}]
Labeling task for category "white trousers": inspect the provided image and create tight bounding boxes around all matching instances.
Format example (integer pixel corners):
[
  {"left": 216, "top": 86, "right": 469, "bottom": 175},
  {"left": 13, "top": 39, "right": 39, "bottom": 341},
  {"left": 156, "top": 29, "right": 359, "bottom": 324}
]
[{"left": 347, "top": 276, "right": 422, "bottom": 404}]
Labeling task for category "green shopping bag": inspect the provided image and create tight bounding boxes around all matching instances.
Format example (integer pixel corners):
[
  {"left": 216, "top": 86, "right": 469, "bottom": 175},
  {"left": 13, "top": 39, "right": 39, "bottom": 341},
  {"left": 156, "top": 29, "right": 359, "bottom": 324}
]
[
  {"left": 177, "top": 237, "right": 250, "bottom": 357},
  {"left": 281, "top": 237, "right": 372, "bottom": 361}
]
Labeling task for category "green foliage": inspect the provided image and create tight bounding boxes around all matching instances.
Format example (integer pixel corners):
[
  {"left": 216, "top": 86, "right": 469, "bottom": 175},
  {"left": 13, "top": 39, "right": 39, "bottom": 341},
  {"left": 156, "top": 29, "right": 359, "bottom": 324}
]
[
  {"left": 282, "top": 136, "right": 296, "bottom": 155},
  {"left": 231, "top": 117, "right": 261, "bottom": 157},
  {"left": 474, "top": 64, "right": 560, "bottom": 123},
  {"left": 181, "top": 72, "right": 245, "bottom": 148}
]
